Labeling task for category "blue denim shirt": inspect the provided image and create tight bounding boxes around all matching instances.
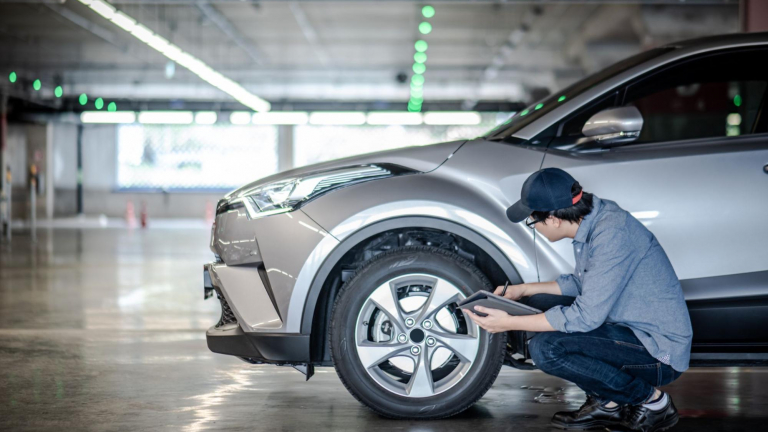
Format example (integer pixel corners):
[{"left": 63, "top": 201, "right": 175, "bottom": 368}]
[{"left": 544, "top": 196, "right": 693, "bottom": 372}]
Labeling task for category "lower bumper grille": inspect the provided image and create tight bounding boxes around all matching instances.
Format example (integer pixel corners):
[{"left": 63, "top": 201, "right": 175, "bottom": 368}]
[{"left": 215, "top": 288, "right": 238, "bottom": 328}]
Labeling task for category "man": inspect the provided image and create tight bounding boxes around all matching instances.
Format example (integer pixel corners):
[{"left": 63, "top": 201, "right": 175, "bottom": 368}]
[{"left": 466, "top": 168, "right": 692, "bottom": 432}]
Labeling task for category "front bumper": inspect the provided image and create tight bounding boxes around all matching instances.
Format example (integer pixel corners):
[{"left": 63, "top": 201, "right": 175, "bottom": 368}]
[
  {"left": 204, "top": 263, "right": 310, "bottom": 363},
  {"left": 206, "top": 324, "right": 310, "bottom": 364}
]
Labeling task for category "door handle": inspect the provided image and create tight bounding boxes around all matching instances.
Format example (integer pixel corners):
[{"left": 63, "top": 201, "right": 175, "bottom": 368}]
[{"left": 764, "top": 164, "right": 768, "bottom": 174}]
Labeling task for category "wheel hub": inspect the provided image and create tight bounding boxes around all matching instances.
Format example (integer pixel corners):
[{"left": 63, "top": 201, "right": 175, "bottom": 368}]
[{"left": 410, "top": 328, "right": 425, "bottom": 343}]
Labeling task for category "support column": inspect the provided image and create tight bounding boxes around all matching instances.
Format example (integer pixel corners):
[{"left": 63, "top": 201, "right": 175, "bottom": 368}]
[{"left": 277, "top": 124, "right": 295, "bottom": 173}]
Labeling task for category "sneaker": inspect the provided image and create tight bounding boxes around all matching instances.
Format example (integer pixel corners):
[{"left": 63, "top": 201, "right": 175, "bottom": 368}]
[
  {"left": 622, "top": 393, "right": 679, "bottom": 432},
  {"left": 551, "top": 395, "right": 626, "bottom": 430}
]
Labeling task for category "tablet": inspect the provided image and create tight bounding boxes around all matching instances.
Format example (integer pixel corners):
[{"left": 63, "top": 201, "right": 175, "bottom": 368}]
[{"left": 457, "top": 291, "right": 542, "bottom": 317}]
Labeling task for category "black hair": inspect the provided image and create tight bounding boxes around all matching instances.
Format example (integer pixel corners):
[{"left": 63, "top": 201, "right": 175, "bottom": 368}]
[{"left": 531, "top": 181, "right": 593, "bottom": 224}]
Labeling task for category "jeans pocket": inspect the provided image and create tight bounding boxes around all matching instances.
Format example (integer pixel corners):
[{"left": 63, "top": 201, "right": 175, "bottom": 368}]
[
  {"left": 621, "top": 363, "right": 662, "bottom": 387},
  {"left": 614, "top": 340, "right": 646, "bottom": 351}
]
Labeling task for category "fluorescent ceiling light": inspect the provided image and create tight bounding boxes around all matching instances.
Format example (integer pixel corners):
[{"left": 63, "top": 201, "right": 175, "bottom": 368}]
[
  {"left": 423, "top": 111, "right": 482, "bottom": 125},
  {"left": 111, "top": 11, "right": 136, "bottom": 32},
  {"left": 230, "top": 111, "right": 252, "bottom": 125},
  {"left": 309, "top": 112, "right": 366, "bottom": 126},
  {"left": 81, "top": 111, "right": 136, "bottom": 124},
  {"left": 80, "top": 0, "right": 270, "bottom": 112},
  {"left": 138, "top": 111, "right": 193, "bottom": 124},
  {"left": 195, "top": 111, "right": 218, "bottom": 125},
  {"left": 252, "top": 112, "right": 309, "bottom": 125},
  {"left": 367, "top": 112, "right": 423, "bottom": 125},
  {"left": 88, "top": 0, "right": 115, "bottom": 19}
]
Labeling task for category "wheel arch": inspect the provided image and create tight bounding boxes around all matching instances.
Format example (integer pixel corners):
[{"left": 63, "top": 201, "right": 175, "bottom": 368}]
[{"left": 303, "top": 216, "right": 524, "bottom": 364}]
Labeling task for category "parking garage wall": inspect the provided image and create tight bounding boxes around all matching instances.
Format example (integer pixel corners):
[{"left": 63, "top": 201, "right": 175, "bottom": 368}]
[{"left": 51, "top": 123, "right": 222, "bottom": 219}]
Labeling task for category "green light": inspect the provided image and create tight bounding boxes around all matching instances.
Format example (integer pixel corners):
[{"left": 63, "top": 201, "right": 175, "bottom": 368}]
[
  {"left": 422, "top": 5, "right": 435, "bottom": 18},
  {"left": 411, "top": 88, "right": 424, "bottom": 98},
  {"left": 414, "top": 52, "right": 427, "bottom": 63},
  {"left": 413, "top": 63, "right": 426, "bottom": 74},
  {"left": 519, "top": 109, "right": 529, "bottom": 116},
  {"left": 410, "top": 96, "right": 424, "bottom": 103},
  {"left": 411, "top": 74, "right": 425, "bottom": 85},
  {"left": 54, "top": 86, "right": 63, "bottom": 98},
  {"left": 557, "top": 95, "right": 566, "bottom": 102},
  {"left": 418, "top": 22, "right": 432, "bottom": 35},
  {"left": 734, "top": 94, "right": 742, "bottom": 107},
  {"left": 535, "top": 103, "right": 543, "bottom": 110},
  {"left": 79, "top": 94, "right": 87, "bottom": 106},
  {"left": 108, "top": 102, "right": 117, "bottom": 112},
  {"left": 95, "top": 98, "right": 104, "bottom": 110},
  {"left": 414, "top": 40, "right": 428, "bottom": 52},
  {"left": 9, "top": 72, "right": 17, "bottom": 83},
  {"left": 33, "top": 79, "right": 41, "bottom": 91}
]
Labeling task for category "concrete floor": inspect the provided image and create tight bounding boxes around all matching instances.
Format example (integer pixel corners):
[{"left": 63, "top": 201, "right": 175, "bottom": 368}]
[{"left": 1, "top": 226, "right": 766, "bottom": 431}]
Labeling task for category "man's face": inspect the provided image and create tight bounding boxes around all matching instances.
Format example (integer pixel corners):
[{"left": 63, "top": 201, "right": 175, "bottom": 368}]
[{"left": 533, "top": 215, "right": 569, "bottom": 242}]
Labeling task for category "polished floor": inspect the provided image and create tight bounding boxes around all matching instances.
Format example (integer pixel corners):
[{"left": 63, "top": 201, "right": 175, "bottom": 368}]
[{"left": 1, "top": 225, "right": 765, "bottom": 431}]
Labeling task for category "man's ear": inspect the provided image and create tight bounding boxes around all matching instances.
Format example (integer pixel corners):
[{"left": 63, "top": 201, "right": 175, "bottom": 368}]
[{"left": 550, "top": 216, "right": 561, "bottom": 228}]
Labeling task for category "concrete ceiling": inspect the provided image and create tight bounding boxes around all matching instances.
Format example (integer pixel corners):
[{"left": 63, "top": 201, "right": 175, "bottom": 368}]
[{"left": 0, "top": 0, "right": 740, "bottom": 112}]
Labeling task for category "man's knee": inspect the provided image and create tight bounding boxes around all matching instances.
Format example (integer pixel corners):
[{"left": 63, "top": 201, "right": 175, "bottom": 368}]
[{"left": 528, "top": 332, "right": 567, "bottom": 371}]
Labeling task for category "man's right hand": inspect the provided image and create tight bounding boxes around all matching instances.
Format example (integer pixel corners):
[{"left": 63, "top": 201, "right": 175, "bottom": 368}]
[{"left": 493, "top": 283, "right": 528, "bottom": 301}]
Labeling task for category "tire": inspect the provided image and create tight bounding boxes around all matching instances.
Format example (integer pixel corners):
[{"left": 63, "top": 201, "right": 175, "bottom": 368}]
[{"left": 330, "top": 245, "right": 506, "bottom": 419}]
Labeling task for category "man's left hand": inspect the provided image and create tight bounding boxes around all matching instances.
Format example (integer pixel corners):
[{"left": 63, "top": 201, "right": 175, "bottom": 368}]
[{"left": 465, "top": 306, "right": 514, "bottom": 333}]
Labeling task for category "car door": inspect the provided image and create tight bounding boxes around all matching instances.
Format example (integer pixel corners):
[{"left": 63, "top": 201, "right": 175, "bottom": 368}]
[{"left": 538, "top": 47, "right": 768, "bottom": 349}]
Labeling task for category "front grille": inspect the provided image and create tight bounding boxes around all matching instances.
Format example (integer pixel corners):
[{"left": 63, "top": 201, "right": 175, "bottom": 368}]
[{"left": 215, "top": 288, "right": 238, "bottom": 328}]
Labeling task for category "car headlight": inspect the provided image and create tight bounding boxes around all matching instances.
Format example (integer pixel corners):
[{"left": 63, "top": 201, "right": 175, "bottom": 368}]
[{"left": 225, "top": 164, "right": 406, "bottom": 219}]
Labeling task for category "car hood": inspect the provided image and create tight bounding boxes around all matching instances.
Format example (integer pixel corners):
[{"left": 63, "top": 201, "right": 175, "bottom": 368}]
[{"left": 225, "top": 139, "right": 468, "bottom": 199}]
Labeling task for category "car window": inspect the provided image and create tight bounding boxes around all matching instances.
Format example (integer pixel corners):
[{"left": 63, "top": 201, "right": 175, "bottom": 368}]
[
  {"left": 484, "top": 47, "right": 674, "bottom": 142},
  {"left": 622, "top": 48, "right": 768, "bottom": 143}
]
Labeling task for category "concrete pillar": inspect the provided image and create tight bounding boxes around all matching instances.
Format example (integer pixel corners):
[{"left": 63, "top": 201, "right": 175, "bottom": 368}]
[
  {"left": 741, "top": 0, "right": 768, "bottom": 32},
  {"left": 277, "top": 125, "right": 294, "bottom": 172}
]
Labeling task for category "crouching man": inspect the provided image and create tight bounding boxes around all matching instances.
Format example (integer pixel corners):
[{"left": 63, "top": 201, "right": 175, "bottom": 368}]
[{"left": 466, "top": 168, "right": 692, "bottom": 432}]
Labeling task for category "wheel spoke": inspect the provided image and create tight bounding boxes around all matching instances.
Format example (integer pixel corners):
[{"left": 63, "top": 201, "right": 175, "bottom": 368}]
[
  {"left": 356, "top": 341, "right": 410, "bottom": 369},
  {"left": 406, "top": 349, "right": 435, "bottom": 397},
  {"left": 430, "top": 329, "right": 479, "bottom": 363},
  {"left": 414, "top": 277, "right": 460, "bottom": 322},
  {"left": 368, "top": 281, "right": 405, "bottom": 329}
]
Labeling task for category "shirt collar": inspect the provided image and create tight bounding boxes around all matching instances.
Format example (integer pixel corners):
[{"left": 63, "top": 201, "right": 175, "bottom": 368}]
[{"left": 573, "top": 195, "right": 602, "bottom": 244}]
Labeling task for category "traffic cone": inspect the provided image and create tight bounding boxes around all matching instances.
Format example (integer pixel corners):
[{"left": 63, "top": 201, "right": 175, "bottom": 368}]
[
  {"left": 125, "top": 200, "right": 137, "bottom": 228},
  {"left": 205, "top": 200, "right": 214, "bottom": 225},
  {"left": 140, "top": 201, "right": 148, "bottom": 228}
]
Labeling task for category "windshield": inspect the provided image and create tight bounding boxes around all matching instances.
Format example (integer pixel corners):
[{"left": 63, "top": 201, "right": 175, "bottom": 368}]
[{"left": 484, "top": 47, "right": 675, "bottom": 140}]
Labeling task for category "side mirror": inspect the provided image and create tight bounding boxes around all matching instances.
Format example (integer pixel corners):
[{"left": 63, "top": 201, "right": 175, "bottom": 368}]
[{"left": 581, "top": 106, "right": 644, "bottom": 146}]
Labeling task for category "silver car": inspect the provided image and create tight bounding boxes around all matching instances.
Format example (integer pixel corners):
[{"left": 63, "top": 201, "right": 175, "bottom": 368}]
[{"left": 204, "top": 32, "right": 768, "bottom": 419}]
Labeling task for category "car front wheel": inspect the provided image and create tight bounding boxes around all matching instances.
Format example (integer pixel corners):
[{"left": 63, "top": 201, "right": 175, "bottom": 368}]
[{"left": 330, "top": 246, "right": 506, "bottom": 419}]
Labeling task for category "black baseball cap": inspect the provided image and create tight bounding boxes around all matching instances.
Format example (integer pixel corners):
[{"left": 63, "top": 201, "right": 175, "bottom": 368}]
[{"left": 506, "top": 168, "right": 581, "bottom": 223}]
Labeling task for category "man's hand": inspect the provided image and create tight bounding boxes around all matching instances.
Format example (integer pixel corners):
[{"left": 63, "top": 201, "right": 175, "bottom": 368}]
[
  {"left": 493, "top": 283, "right": 528, "bottom": 300},
  {"left": 465, "top": 306, "right": 515, "bottom": 333}
]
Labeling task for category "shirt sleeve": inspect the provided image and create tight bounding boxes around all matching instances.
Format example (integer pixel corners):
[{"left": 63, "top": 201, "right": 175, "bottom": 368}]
[
  {"left": 556, "top": 273, "right": 582, "bottom": 297},
  {"left": 545, "top": 226, "right": 642, "bottom": 333}
]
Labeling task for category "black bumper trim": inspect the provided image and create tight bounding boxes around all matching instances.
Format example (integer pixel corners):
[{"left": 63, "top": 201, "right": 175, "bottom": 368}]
[{"left": 206, "top": 325, "right": 310, "bottom": 364}]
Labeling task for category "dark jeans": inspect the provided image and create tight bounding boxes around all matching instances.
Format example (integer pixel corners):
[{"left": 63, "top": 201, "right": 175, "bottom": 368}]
[{"left": 524, "top": 294, "right": 683, "bottom": 406}]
